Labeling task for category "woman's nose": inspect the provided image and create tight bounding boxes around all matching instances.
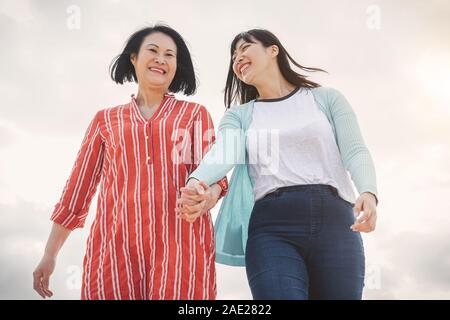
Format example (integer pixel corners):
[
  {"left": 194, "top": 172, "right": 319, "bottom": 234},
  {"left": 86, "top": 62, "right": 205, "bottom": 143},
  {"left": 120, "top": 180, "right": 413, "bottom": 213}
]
[{"left": 154, "top": 55, "right": 165, "bottom": 65}]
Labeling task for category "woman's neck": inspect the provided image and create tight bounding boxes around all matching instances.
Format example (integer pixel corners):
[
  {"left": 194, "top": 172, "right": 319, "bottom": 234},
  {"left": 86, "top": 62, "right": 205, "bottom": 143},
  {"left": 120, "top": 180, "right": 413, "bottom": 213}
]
[
  {"left": 255, "top": 78, "right": 296, "bottom": 101},
  {"left": 135, "top": 87, "right": 166, "bottom": 108}
]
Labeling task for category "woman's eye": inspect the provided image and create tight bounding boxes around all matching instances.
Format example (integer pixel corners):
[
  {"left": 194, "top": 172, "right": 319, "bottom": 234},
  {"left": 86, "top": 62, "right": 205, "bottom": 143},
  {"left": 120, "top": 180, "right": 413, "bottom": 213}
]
[{"left": 149, "top": 48, "right": 157, "bottom": 53}]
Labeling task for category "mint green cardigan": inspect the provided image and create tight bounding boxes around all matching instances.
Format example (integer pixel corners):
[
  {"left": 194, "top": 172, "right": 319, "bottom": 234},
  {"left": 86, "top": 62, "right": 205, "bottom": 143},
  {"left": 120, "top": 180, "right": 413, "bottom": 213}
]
[{"left": 189, "top": 87, "right": 378, "bottom": 267}]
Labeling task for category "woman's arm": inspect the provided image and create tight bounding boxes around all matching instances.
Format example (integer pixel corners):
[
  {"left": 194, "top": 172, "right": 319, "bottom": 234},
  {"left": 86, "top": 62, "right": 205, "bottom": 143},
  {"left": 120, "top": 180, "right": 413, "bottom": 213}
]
[
  {"left": 33, "top": 111, "right": 105, "bottom": 298},
  {"left": 188, "top": 106, "right": 245, "bottom": 185},
  {"left": 177, "top": 106, "right": 243, "bottom": 223},
  {"left": 51, "top": 111, "right": 105, "bottom": 230},
  {"left": 33, "top": 223, "right": 71, "bottom": 298},
  {"left": 176, "top": 180, "right": 223, "bottom": 223},
  {"left": 327, "top": 88, "right": 378, "bottom": 204},
  {"left": 327, "top": 88, "right": 378, "bottom": 233}
]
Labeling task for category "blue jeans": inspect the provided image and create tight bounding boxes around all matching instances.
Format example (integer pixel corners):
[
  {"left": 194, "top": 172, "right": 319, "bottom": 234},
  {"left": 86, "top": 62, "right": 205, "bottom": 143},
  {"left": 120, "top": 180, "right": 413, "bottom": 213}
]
[{"left": 245, "top": 184, "right": 365, "bottom": 300}]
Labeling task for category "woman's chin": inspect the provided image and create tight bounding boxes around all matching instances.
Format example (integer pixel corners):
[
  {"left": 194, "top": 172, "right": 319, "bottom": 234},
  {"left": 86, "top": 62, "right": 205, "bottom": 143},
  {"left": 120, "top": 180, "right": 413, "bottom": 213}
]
[
  {"left": 240, "top": 74, "right": 255, "bottom": 86},
  {"left": 143, "top": 77, "right": 170, "bottom": 88}
]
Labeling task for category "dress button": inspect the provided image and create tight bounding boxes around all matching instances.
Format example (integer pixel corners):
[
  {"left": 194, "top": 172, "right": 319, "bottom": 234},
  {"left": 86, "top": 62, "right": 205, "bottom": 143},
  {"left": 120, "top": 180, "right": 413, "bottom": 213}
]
[
  {"left": 145, "top": 136, "right": 149, "bottom": 140},
  {"left": 146, "top": 156, "right": 151, "bottom": 161}
]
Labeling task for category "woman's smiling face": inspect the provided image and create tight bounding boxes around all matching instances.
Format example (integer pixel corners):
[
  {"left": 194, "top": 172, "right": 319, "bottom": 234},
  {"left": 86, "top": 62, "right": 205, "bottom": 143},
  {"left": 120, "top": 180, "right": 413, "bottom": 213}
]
[
  {"left": 131, "top": 32, "right": 177, "bottom": 90},
  {"left": 232, "top": 37, "right": 278, "bottom": 86}
]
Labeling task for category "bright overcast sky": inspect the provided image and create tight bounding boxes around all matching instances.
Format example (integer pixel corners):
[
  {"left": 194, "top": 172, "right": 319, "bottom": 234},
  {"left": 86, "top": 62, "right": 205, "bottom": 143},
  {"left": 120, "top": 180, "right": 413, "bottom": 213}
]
[{"left": 1, "top": 0, "right": 449, "bottom": 299}]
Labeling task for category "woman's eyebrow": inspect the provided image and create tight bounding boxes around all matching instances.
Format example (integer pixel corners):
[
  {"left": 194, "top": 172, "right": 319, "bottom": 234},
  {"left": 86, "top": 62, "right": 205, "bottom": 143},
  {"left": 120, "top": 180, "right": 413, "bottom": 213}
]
[
  {"left": 233, "top": 42, "right": 249, "bottom": 56},
  {"left": 238, "top": 42, "right": 248, "bottom": 50},
  {"left": 146, "top": 43, "right": 176, "bottom": 53}
]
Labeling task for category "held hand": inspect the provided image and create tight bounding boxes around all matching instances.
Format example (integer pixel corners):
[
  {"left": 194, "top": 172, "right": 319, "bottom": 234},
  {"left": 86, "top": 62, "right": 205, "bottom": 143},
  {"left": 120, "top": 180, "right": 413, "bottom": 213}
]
[
  {"left": 351, "top": 192, "right": 378, "bottom": 233},
  {"left": 176, "top": 180, "right": 218, "bottom": 223},
  {"left": 33, "top": 254, "right": 56, "bottom": 299}
]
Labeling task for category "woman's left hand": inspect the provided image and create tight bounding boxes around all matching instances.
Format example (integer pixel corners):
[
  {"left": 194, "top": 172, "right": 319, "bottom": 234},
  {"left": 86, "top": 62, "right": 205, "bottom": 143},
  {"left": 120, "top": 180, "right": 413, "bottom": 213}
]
[
  {"left": 350, "top": 192, "right": 378, "bottom": 233},
  {"left": 176, "top": 180, "right": 221, "bottom": 223}
]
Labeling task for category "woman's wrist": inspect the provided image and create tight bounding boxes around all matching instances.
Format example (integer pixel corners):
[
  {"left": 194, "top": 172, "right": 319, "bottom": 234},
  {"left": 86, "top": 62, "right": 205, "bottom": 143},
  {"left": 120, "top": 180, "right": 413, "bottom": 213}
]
[
  {"left": 185, "top": 177, "right": 199, "bottom": 186},
  {"left": 362, "top": 192, "right": 378, "bottom": 205},
  {"left": 43, "top": 249, "right": 58, "bottom": 260},
  {"left": 206, "top": 184, "right": 222, "bottom": 210}
]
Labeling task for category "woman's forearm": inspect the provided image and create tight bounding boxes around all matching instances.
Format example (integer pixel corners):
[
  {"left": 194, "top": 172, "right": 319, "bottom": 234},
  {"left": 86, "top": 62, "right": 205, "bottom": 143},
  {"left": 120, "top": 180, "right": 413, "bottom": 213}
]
[
  {"left": 44, "top": 222, "right": 72, "bottom": 258},
  {"left": 189, "top": 108, "right": 245, "bottom": 184},
  {"left": 206, "top": 183, "right": 223, "bottom": 209}
]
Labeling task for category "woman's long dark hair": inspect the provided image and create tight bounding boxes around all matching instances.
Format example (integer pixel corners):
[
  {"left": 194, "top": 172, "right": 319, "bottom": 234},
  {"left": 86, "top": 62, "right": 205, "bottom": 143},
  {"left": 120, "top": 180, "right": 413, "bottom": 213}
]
[
  {"left": 109, "top": 24, "right": 197, "bottom": 95},
  {"left": 224, "top": 29, "right": 326, "bottom": 108}
]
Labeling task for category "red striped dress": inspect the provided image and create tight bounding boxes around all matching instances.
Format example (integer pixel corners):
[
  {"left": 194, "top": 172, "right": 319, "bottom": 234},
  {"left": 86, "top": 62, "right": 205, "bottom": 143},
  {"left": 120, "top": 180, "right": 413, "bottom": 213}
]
[{"left": 51, "top": 93, "right": 228, "bottom": 300}]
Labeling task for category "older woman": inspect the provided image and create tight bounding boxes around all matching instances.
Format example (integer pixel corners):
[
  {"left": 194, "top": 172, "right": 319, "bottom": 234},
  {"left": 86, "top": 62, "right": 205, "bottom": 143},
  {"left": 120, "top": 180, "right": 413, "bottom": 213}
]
[{"left": 32, "top": 25, "right": 227, "bottom": 300}]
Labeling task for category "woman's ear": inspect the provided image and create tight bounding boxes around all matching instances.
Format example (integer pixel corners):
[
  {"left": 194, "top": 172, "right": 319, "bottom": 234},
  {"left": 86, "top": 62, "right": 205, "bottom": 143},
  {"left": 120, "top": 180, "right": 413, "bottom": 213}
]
[
  {"left": 270, "top": 45, "right": 279, "bottom": 58},
  {"left": 130, "top": 53, "right": 137, "bottom": 67}
]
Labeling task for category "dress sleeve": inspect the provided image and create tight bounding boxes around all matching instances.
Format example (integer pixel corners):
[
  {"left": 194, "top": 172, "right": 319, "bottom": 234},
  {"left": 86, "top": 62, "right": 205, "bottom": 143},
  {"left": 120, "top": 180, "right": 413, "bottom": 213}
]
[{"left": 50, "top": 111, "right": 106, "bottom": 230}]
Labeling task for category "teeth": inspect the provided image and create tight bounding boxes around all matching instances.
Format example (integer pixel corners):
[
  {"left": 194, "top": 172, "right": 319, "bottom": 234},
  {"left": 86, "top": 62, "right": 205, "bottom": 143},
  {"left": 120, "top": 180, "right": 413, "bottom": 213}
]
[
  {"left": 240, "top": 63, "right": 250, "bottom": 75},
  {"left": 150, "top": 68, "right": 165, "bottom": 74}
]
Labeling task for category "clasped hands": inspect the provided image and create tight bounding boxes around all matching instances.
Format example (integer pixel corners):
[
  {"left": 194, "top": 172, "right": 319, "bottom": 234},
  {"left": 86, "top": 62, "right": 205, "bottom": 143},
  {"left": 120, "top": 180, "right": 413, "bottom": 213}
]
[{"left": 176, "top": 178, "right": 222, "bottom": 223}]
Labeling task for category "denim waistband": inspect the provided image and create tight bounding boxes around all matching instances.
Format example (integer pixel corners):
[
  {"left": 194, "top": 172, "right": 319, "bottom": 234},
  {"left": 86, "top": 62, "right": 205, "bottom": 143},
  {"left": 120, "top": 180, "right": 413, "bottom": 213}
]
[{"left": 260, "top": 184, "right": 339, "bottom": 200}]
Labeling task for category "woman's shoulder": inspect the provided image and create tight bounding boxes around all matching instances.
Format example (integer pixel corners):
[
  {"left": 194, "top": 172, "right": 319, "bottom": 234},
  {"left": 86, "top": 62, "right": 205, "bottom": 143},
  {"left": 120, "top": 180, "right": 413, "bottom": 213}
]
[
  {"left": 311, "top": 86, "right": 345, "bottom": 100},
  {"left": 94, "top": 103, "right": 129, "bottom": 119},
  {"left": 170, "top": 96, "right": 211, "bottom": 116},
  {"left": 227, "top": 100, "right": 254, "bottom": 117}
]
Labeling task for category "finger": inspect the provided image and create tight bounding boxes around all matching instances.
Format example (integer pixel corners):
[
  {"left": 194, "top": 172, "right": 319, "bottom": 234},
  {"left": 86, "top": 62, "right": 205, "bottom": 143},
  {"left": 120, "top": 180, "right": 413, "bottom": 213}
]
[
  {"left": 33, "top": 271, "right": 48, "bottom": 298},
  {"left": 351, "top": 220, "right": 373, "bottom": 233},
  {"left": 194, "top": 182, "right": 205, "bottom": 195},
  {"left": 33, "top": 272, "right": 46, "bottom": 298},
  {"left": 177, "top": 197, "right": 202, "bottom": 209},
  {"left": 182, "top": 209, "right": 202, "bottom": 220},
  {"left": 182, "top": 194, "right": 205, "bottom": 202},
  {"left": 36, "top": 287, "right": 46, "bottom": 299},
  {"left": 33, "top": 271, "right": 41, "bottom": 292},
  {"left": 353, "top": 199, "right": 363, "bottom": 216},
  {"left": 182, "top": 203, "right": 196, "bottom": 215},
  {"left": 37, "top": 281, "right": 47, "bottom": 298},
  {"left": 356, "top": 224, "right": 374, "bottom": 233},
  {"left": 351, "top": 219, "right": 368, "bottom": 229},
  {"left": 176, "top": 205, "right": 195, "bottom": 216},
  {"left": 180, "top": 190, "right": 205, "bottom": 202},
  {"left": 198, "top": 181, "right": 210, "bottom": 190},
  {"left": 184, "top": 201, "right": 208, "bottom": 217},
  {"left": 185, "top": 212, "right": 201, "bottom": 223},
  {"left": 185, "top": 200, "right": 207, "bottom": 214},
  {"left": 176, "top": 205, "right": 192, "bottom": 216},
  {"left": 355, "top": 210, "right": 372, "bottom": 224},
  {"left": 188, "top": 193, "right": 208, "bottom": 201},
  {"left": 177, "top": 198, "right": 198, "bottom": 207},
  {"left": 351, "top": 223, "right": 368, "bottom": 232},
  {"left": 41, "top": 274, "right": 53, "bottom": 297},
  {"left": 180, "top": 187, "right": 198, "bottom": 195},
  {"left": 181, "top": 212, "right": 197, "bottom": 223},
  {"left": 368, "top": 218, "right": 377, "bottom": 231}
]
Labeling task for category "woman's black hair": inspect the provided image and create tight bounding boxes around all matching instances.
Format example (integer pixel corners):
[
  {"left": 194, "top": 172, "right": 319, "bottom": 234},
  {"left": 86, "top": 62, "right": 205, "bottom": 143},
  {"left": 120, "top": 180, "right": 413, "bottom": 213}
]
[
  {"left": 224, "top": 29, "right": 326, "bottom": 108},
  {"left": 110, "top": 24, "right": 197, "bottom": 95}
]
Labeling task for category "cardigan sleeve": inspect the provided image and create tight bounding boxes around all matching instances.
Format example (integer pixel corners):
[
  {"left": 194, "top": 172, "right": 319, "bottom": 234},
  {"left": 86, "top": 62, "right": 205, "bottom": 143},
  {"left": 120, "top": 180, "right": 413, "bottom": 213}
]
[
  {"left": 50, "top": 111, "right": 106, "bottom": 230},
  {"left": 327, "top": 88, "right": 379, "bottom": 204},
  {"left": 188, "top": 107, "right": 246, "bottom": 186},
  {"left": 189, "top": 105, "right": 228, "bottom": 198}
]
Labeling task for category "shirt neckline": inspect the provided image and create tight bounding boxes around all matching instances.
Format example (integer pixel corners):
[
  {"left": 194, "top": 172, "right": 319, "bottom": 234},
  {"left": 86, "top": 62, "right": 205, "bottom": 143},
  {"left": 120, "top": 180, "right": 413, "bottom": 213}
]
[
  {"left": 255, "top": 86, "right": 300, "bottom": 103},
  {"left": 130, "top": 93, "right": 173, "bottom": 123}
]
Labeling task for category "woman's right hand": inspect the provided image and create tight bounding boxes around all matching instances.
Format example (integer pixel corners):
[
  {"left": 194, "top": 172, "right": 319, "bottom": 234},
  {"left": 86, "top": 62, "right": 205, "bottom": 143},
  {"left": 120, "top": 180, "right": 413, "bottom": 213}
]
[{"left": 33, "top": 254, "right": 56, "bottom": 299}]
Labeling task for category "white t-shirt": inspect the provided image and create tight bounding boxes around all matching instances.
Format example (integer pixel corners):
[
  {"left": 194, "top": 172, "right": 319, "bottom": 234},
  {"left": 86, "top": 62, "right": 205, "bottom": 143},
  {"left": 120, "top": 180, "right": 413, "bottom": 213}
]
[{"left": 247, "top": 87, "right": 357, "bottom": 203}]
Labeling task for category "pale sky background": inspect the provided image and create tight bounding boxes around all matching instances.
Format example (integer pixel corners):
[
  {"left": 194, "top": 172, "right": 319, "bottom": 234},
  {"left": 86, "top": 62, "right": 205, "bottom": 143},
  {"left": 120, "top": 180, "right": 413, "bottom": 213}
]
[{"left": 1, "top": 0, "right": 449, "bottom": 300}]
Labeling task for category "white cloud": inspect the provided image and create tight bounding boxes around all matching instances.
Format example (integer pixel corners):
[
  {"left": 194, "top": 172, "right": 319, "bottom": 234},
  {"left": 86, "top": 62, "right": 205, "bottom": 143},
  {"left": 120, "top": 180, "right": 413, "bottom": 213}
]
[{"left": 1, "top": 0, "right": 450, "bottom": 300}]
